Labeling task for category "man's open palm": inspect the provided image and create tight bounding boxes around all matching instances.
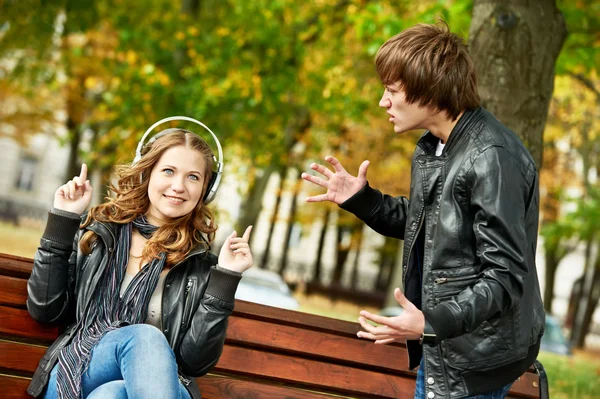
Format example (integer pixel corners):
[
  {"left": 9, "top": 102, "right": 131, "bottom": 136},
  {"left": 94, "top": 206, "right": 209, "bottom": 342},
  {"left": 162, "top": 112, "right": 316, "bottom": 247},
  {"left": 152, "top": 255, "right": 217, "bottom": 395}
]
[{"left": 301, "top": 156, "right": 369, "bottom": 205}]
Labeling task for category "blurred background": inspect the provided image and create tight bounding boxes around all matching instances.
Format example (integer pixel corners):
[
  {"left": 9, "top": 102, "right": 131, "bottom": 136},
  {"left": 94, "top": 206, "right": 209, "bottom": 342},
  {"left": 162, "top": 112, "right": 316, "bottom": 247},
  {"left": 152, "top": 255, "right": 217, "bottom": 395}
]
[{"left": 0, "top": 0, "right": 599, "bottom": 397}]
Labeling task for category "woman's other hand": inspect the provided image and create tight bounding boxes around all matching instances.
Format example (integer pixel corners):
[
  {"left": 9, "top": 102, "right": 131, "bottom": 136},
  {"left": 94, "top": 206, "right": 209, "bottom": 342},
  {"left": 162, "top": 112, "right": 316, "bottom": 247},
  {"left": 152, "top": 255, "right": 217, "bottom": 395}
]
[
  {"left": 218, "top": 226, "right": 253, "bottom": 273},
  {"left": 53, "top": 163, "right": 93, "bottom": 215}
]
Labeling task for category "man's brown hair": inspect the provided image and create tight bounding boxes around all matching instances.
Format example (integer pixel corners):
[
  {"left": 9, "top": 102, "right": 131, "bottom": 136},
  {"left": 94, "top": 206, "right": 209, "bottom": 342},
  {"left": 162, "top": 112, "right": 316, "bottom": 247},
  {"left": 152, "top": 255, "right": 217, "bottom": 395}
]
[{"left": 375, "top": 22, "right": 480, "bottom": 120}]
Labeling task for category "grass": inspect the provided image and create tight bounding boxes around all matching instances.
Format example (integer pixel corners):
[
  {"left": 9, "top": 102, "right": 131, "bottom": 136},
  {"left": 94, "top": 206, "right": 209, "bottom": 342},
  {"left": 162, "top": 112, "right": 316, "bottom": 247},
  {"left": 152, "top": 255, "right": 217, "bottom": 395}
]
[
  {"left": 538, "top": 350, "right": 600, "bottom": 399},
  {"left": 2, "top": 222, "right": 599, "bottom": 398},
  {"left": 0, "top": 220, "right": 43, "bottom": 258}
]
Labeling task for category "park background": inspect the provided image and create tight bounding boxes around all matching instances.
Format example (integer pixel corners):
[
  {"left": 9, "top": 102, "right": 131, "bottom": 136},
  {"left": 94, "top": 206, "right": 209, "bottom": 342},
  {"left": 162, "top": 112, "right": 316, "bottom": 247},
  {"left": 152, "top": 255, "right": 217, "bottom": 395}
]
[{"left": 0, "top": 0, "right": 599, "bottom": 397}]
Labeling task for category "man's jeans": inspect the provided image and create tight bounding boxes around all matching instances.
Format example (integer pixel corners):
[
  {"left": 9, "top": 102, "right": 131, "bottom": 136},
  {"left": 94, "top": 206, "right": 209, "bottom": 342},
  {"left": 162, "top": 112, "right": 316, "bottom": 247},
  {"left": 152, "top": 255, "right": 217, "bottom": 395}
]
[
  {"left": 43, "top": 324, "right": 191, "bottom": 399},
  {"left": 415, "top": 358, "right": 513, "bottom": 399}
]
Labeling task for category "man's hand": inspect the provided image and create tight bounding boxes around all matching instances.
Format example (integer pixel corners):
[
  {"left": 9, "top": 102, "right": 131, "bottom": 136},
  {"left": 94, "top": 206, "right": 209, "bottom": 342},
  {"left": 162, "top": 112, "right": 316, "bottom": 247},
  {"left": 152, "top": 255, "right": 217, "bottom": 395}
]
[
  {"left": 218, "top": 226, "right": 253, "bottom": 273},
  {"left": 54, "top": 163, "right": 93, "bottom": 215},
  {"left": 357, "top": 288, "right": 425, "bottom": 344},
  {"left": 301, "top": 156, "right": 369, "bottom": 205}
]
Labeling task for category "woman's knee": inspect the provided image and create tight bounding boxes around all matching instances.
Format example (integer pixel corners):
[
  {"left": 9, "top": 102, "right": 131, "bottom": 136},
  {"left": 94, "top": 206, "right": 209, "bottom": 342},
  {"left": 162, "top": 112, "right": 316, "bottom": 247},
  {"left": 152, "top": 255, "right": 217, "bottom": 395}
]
[
  {"left": 87, "top": 380, "right": 127, "bottom": 399},
  {"left": 120, "top": 324, "right": 173, "bottom": 358},
  {"left": 124, "top": 324, "right": 169, "bottom": 346}
]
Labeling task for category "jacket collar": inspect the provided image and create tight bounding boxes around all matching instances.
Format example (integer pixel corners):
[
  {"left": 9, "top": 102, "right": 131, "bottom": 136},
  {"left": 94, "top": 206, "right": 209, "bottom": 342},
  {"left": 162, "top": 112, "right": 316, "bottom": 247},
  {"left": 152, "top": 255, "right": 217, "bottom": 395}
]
[
  {"left": 417, "top": 106, "right": 485, "bottom": 156},
  {"left": 87, "top": 220, "right": 116, "bottom": 250}
]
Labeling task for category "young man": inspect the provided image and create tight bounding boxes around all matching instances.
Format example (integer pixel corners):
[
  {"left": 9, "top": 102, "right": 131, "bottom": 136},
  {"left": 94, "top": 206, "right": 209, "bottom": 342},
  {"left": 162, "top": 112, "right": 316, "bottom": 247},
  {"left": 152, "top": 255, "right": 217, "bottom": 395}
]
[{"left": 301, "top": 23, "right": 545, "bottom": 399}]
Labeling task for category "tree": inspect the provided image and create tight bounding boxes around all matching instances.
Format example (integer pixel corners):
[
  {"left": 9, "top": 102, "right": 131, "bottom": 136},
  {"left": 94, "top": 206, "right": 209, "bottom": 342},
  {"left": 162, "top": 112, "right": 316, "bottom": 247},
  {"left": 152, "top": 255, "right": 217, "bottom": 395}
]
[{"left": 469, "top": 0, "right": 567, "bottom": 168}]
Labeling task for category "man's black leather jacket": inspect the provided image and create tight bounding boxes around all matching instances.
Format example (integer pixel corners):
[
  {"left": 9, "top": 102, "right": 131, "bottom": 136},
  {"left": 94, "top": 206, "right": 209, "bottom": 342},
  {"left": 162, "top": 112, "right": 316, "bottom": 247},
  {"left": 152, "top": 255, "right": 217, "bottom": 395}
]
[
  {"left": 26, "top": 212, "right": 241, "bottom": 399},
  {"left": 341, "top": 107, "right": 545, "bottom": 398}
]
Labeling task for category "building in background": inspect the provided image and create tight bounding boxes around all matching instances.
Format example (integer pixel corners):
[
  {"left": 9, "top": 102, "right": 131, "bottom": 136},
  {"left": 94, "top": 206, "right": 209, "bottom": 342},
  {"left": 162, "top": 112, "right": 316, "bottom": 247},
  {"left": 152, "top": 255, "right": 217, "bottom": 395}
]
[{"left": 0, "top": 130, "right": 69, "bottom": 226}]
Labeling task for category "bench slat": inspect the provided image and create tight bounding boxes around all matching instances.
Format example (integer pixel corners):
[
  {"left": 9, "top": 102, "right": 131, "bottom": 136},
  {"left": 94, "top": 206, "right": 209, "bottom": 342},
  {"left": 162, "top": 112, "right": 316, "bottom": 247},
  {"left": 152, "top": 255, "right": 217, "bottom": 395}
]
[
  {"left": 214, "top": 345, "right": 416, "bottom": 398},
  {"left": 0, "top": 340, "right": 45, "bottom": 377},
  {"left": 198, "top": 374, "right": 353, "bottom": 399},
  {"left": 233, "top": 300, "right": 364, "bottom": 337},
  {"left": 0, "top": 306, "right": 59, "bottom": 344},
  {"left": 0, "top": 375, "right": 32, "bottom": 399},
  {"left": 0, "top": 253, "right": 34, "bottom": 279},
  {"left": 0, "top": 275, "right": 28, "bottom": 309},
  {"left": 227, "top": 316, "right": 411, "bottom": 374}
]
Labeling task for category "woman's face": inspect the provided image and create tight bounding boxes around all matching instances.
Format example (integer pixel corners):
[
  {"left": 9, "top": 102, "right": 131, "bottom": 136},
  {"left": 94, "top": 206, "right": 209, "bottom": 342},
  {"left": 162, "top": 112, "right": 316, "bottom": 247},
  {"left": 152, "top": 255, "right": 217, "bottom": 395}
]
[{"left": 146, "top": 145, "right": 207, "bottom": 226}]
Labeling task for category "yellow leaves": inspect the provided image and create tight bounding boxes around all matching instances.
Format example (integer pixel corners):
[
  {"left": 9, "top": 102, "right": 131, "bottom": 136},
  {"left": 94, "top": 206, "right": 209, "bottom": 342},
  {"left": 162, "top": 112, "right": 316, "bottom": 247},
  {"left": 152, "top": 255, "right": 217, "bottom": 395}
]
[
  {"left": 187, "top": 27, "right": 199, "bottom": 37},
  {"left": 158, "top": 73, "right": 170, "bottom": 86},
  {"left": 126, "top": 50, "right": 138, "bottom": 65},
  {"left": 216, "top": 27, "right": 230, "bottom": 37},
  {"left": 84, "top": 77, "right": 99, "bottom": 90},
  {"left": 110, "top": 77, "right": 121, "bottom": 88},
  {"left": 175, "top": 31, "right": 185, "bottom": 41},
  {"left": 252, "top": 73, "right": 263, "bottom": 103}
]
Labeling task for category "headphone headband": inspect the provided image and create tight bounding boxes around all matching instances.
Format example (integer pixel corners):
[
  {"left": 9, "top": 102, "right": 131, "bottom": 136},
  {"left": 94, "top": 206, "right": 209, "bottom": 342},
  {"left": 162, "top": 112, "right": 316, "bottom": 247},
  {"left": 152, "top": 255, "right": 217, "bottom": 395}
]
[
  {"left": 134, "top": 116, "right": 223, "bottom": 165},
  {"left": 133, "top": 116, "right": 224, "bottom": 204}
]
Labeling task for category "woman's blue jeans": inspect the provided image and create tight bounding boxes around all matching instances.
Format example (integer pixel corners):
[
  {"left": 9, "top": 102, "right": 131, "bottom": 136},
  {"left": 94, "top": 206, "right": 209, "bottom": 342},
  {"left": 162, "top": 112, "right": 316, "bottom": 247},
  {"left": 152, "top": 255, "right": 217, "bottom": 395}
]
[{"left": 43, "top": 324, "right": 191, "bottom": 399}]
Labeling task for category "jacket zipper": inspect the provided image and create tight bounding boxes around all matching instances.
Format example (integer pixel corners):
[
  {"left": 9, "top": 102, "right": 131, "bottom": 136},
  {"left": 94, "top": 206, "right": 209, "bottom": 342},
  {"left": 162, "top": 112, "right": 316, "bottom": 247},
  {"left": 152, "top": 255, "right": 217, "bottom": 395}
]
[
  {"left": 181, "top": 277, "right": 197, "bottom": 330},
  {"left": 158, "top": 247, "right": 206, "bottom": 332},
  {"left": 403, "top": 207, "right": 425, "bottom": 283},
  {"left": 178, "top": 373, "right": 192, "bottom": 386},
  {"left": 434, "top": 274, "right": 478, "bottom": 284}
]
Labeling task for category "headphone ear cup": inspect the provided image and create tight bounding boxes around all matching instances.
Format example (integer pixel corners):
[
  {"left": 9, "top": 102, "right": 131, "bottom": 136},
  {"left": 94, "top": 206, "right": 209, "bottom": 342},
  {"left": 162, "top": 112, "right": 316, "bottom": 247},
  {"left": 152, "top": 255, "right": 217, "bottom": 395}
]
[{"left": 203, "top": 172, "right": 219, "bottom": 203}]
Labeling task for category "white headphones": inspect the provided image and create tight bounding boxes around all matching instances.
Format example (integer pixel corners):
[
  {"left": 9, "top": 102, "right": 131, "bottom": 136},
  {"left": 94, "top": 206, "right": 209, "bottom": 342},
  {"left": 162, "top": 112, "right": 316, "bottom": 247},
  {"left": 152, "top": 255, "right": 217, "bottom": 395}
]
[{"left": 133, "top": 116, "right": 224, "bottom": 204}]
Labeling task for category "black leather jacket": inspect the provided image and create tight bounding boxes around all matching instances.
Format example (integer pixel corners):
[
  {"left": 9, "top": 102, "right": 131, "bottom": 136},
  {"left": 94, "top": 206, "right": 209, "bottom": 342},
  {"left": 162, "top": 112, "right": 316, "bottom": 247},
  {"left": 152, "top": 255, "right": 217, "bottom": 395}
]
[
  {"left": 26, "top": 212, "right": 241, "bottom": 399},
  {"left": 341, "top": 107, "right": 545, "bottom": 398}
]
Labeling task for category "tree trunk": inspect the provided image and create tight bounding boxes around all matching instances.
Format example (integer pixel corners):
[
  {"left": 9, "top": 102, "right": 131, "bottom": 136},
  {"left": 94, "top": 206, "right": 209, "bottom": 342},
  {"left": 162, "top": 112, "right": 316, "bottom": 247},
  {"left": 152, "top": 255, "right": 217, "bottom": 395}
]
[
  {"left": 350, "top": 224, "right": 364, "bottom": 289},
  {"left": 376, "top": 236, "right": 400, "bottom": 292},
  {"left": 235, "top": 165, "right": 275, "bottom": 245},
  {"left": 578, "top": 267, "right": 600, "bottom": 347},
  {"left": 572, "top": 242, "right": 600, "bottom": 348},
  {"left": 311, "top": 209, "right": 330, "bottom": 284},
  {"left": 469, "top": 0, "right": 567, "bottom": 168},
  {"left": 261, "top": 169, "right": 286, "bottom": 269},
  {"left": 279, "top": 176, "right": 300, "bottom": 275},
  {"left": 569, "top": 236, "right": 594, "bottom": 342},
  {"left": 543, "top": 243, "right": 560, "bottom": 314},
  {"left": 331, "top": 218, "right": 352, "bottom": 286}
]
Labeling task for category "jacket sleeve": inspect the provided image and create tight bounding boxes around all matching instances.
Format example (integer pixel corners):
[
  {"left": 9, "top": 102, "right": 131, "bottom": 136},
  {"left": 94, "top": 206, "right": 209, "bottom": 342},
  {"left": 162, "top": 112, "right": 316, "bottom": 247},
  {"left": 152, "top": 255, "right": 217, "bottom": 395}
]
[
  {"left": 424, "top": 146, "right": 536, "bottom": 342},
  {"left": 27, "top": 211, "right": 82, "bottom": 324},
  {"left": 340, "top": 182, "right": 409, "bottom": 239},
  {"left": 176, "top": 265, "right": 241, "bottom": 377}
]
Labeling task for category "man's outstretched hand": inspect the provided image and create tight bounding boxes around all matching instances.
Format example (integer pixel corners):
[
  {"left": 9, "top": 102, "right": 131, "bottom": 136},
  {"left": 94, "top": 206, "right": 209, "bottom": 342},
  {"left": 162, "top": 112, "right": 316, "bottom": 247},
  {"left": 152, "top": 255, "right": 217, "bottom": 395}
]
[
  {"left": 301, "top": 156, "right": 369, "bottom": 205},
  {"left": 357, "top": 288, "right": 425, "bottom": 344}
]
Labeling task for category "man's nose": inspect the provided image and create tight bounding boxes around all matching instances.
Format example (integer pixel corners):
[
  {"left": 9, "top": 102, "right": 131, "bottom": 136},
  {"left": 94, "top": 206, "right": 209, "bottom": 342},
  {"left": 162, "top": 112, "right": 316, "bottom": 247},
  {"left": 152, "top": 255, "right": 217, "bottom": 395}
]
[{"left": 379, "top": 91, "right": 390, "bottom": 108}]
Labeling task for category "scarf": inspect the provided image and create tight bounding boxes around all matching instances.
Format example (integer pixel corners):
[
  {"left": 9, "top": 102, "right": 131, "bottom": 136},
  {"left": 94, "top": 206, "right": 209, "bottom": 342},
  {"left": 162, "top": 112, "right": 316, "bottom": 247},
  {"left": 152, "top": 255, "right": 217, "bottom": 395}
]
[{"left": 56, "top": 216, "right": 166, "bottom": 399}]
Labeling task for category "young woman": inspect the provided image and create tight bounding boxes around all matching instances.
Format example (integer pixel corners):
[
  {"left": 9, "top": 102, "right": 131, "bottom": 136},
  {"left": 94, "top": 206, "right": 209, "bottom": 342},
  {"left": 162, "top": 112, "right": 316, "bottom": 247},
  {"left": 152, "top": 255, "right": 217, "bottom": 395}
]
[{"left": 26, "top": 128, "right": 253, "bottom": 399}]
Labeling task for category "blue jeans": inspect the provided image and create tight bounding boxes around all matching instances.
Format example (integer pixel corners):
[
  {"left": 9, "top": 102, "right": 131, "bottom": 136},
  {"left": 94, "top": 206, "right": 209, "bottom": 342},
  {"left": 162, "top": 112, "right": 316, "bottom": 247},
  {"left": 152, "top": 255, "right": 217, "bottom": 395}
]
[
  {"left": 415, "top": 358, "right": 513, "bottom": 399},
  {"left": 43, "top": 324, "right": 191, "bottom": 399}
]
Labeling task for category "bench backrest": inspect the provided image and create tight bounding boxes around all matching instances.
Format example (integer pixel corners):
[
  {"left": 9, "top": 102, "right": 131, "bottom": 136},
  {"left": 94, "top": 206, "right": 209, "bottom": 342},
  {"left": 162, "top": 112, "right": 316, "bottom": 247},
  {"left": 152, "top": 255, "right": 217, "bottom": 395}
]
[{"left": 0, "top": 252, "right": 545, "bottom": 398}]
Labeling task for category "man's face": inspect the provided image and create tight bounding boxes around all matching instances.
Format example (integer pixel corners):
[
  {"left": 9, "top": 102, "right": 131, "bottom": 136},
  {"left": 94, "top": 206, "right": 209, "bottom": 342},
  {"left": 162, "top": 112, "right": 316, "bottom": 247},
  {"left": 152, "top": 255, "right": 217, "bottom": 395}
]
[{"left": 379, "top": 82, "right": 436, "bottom": 134}]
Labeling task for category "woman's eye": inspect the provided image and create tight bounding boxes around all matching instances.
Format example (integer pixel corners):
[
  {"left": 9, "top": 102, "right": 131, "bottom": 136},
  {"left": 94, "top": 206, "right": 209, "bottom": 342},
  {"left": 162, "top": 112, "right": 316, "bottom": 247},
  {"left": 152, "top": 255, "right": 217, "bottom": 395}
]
[
  {"left": 163, "top": 168, "right": 174, "bottom": 175},
  {"left": 188, "top": 175, "right": 199, "bottom": 181}
]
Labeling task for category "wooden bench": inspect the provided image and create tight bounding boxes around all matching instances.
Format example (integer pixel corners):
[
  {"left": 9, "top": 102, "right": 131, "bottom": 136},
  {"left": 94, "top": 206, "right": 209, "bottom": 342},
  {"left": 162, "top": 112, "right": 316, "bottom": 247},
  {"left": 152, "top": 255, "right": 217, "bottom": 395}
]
[{"left": 0, "top": 252, "right": 548, "bottom": 398}]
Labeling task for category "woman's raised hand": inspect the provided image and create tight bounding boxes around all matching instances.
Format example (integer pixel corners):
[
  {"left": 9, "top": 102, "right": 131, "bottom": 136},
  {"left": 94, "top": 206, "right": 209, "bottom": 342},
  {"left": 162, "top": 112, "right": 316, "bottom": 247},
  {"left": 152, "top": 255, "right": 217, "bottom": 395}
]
[
  {"left": 301, "top": 156, "right": 370, "bottom": 205},
  {"left": 53, "top": 163, "right": 93, "bottom": 215},
  {"left": 218, "top": 226, "right": 254, "bottom": 274}
]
